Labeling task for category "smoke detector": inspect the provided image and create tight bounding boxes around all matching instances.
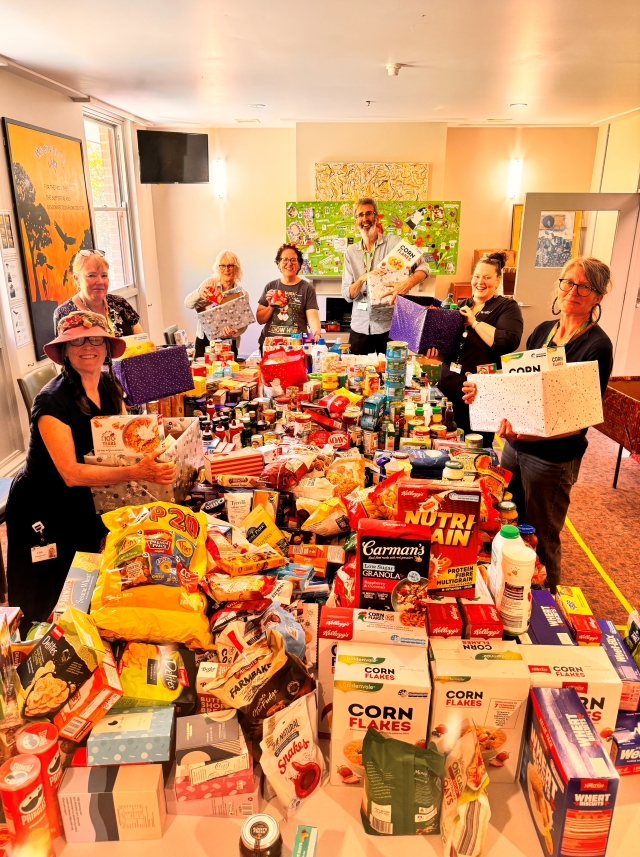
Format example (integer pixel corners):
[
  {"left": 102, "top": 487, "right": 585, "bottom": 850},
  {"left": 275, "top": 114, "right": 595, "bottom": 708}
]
[{"left": 386, "top": 63, "right": 402, "bottom": 76}]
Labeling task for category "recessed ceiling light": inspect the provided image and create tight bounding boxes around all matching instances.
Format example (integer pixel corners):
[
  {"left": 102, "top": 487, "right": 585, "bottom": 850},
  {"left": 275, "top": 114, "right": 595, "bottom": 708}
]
[
  {"left": 236, "top": 118, "right": 260, "bottom": 124},
  {"left": 249, "top": 104, "right": 265, "bottom": 108},
  {"left": 510, "top": 103, "right": 528, "bottom": 108}
]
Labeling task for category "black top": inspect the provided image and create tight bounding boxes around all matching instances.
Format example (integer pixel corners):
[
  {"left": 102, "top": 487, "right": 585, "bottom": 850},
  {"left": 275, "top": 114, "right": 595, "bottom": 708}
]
[
  {"left": 257, "top": 279, "right": 318, "bottom": 342},
  {"left": 53, "top": 294, "right": 140, "bottom": 338},
  {"left": 438, "top": 296, "right": 524, "bottom": 401},
  {"left": 508, "top": 320, "right": 613, "bottom": 462}
]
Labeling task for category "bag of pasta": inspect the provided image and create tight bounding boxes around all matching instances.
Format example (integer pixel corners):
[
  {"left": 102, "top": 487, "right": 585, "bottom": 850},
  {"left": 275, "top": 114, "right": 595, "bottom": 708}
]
[{"left": 91, "top": 503, "right": 212, "bottom": 649}]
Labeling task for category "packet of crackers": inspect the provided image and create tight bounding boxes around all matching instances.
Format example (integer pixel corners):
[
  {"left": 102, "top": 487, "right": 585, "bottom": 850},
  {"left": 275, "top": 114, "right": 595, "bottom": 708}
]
[
  {"left": 240, "top": 505, "right": 289, "bottom": 555},
  {"left": 325, "top": 455, "right": 365, "bottom": 497},
  {"left": 441, "top": 726, "right": 491, "bottom": 857},
  {"left": 203, "top": 574, "right": 292, "bottom": 604},
  {"left": 206, "top": 529, "right": 286, "bottom": 576},
  {"left": 370, "top": 469, "right": 405, "bottom": 519},
  {"left": 346, "top": 486, "right": 383, "bottom": 530}
]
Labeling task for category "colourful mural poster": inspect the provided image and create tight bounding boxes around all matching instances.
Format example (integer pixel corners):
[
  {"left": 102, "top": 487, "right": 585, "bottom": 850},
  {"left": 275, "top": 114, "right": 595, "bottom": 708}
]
[
  {"left": 315, "top": 162, "right": 429, "bottom": 200},
  {"left": 285, "top": 200, "right": 461, "bottom": 277},
  {"left": 3, "top": 119, "right": 94, "bottom": 357}
]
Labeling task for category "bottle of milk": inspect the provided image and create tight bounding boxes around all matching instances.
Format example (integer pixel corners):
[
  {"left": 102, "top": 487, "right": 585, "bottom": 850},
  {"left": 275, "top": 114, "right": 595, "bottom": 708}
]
[
  {"left": 498, "top": 540, "right": 537, "bottom": 635},
  {"left": 489, "top": 525, "right": 521, "bottom": 601}
]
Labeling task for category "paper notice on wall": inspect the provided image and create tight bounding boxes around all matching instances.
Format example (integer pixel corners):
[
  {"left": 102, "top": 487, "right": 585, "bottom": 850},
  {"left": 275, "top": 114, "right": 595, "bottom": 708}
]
[
  {"left": 3, "top": 256, "right": 26, "bottom": 305},
  {"left": 10, "top": 303, "right": 32, "bottom": 348}
]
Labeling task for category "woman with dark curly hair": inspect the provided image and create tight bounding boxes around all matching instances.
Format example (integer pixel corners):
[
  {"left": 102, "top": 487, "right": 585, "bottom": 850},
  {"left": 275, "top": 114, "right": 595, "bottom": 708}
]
[
  {"left": 256, "top": 243, "right": 321, "bottom": 348},
  {"left": 5, "top": 311, "right": 175, "bottom": 633}
]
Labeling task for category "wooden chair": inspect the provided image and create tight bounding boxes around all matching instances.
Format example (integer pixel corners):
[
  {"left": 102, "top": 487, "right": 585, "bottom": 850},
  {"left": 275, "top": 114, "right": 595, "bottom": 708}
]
[
  {"left": 163, "top": 325, "right": 178, "bottom": 345},
  {"left": 17, "top": 363, "right": 58, "bottom": 420}
]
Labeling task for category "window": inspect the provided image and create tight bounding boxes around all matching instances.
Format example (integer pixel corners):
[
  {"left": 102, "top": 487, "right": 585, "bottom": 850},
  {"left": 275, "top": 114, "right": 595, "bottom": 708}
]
[{"left": 84, "top": 117, "right": 134, "bottom": 290}]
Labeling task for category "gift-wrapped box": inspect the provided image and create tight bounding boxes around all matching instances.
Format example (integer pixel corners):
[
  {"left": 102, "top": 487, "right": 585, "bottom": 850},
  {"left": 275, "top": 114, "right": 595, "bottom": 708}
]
[
  {"left": 198, "top": 292, "right": 255, "bottom": 341},
  {"left": 85, "top": 416, "right": 203, "bottom": 513},
  {"left": 204, "top": 448, "right": 265, "bottom": 482},
  {"left": 113, "top": 345, "right": 193, "bottom": 406},
  {"left": 389, "top": 296, "right": 464, "bottom": 358},
  {"left": 468, "top": 361, "right": 604, "bottom": 437}
]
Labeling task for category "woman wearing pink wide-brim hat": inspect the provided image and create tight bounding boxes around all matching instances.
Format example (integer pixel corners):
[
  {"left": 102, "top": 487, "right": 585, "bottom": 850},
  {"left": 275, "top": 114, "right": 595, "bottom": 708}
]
[{"left": 5, "top": 311, "right": 176, "bottom": 635}]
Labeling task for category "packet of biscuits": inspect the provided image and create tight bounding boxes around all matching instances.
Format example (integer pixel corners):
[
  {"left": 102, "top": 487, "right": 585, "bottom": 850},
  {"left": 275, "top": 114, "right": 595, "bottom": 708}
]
[
  {"left": 206, "top": 529, "right": 286, "bottom": 576},
  {"left": 441, "top": 726, "right": 491, "bottom": 857}
]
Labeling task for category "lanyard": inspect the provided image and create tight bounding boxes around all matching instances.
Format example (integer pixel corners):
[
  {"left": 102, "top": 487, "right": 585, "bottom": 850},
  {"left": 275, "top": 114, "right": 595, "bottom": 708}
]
[
  {"left": 362, "top": 244, "right": 376, "bottom": 274},
  {"left": 543, "top": 319, "right": 592, "bottom": 347}
]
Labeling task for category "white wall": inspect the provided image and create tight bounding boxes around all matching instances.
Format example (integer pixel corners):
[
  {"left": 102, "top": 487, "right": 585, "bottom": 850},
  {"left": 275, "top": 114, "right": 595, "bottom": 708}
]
[{"left": 150, "top": 128, "right": 296, "bottom": 355}]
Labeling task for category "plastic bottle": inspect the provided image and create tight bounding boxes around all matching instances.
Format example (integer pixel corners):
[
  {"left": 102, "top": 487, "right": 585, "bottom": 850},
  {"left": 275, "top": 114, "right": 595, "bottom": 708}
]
[
  {"left": 311, "top": 338, "right": 328, "bottom": 373},
  {"left": 201, "top": 422, "right": 213, "bottom": 453},
  {"left": 489, "top": 524, "right": 522, "bottom": 601},
  {"left": 229, "top": 413, "right": 243, "bottom": 449},
  {"left": 498, "top": 540, "right": 537, "bottom": 634}
]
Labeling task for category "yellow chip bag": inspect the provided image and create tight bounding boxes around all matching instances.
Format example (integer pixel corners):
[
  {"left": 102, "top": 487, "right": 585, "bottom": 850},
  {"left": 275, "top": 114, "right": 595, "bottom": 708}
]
[
  {"left": 111, "top": 642, "right": 197, "bottom": 711},
  {"left": 301, "top": 496, "right": 350, "bottom": 536},
  {"left": 240, "top": 506, "right": 288, "bottom": 555}
]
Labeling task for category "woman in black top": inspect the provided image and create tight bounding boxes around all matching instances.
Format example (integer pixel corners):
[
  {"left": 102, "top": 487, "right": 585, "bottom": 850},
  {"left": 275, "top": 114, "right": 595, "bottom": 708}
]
[
  {"left": 434, "top": 251, "right": 523, "bottom": 446},
  {"left": 6, "top": 311, "right": 175, "bottom": 634},
  {"left": 463, "top": 256, "right": 613, "bottom": 591}
]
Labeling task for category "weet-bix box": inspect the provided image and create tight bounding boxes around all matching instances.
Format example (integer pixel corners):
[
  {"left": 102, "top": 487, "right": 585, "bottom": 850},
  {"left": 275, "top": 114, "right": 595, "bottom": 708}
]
[
  {"left": 528, "top": 590, "right": 576, "bottom": 646},
  {"left": 597, "top": 620, "right": 640, "bottom": 712},
  {"left": 609, "top": 711, "right": 640, "bottom": 775},
  {"left": 521, "top": 687, "right": 619, "bottom": 857}
]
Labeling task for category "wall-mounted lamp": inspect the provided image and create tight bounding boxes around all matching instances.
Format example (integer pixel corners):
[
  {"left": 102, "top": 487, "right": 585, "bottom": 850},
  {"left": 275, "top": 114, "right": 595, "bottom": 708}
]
[
  {"left": 507, "top": 158, "right": 523, "bottom": 199},
  {"left": 213, "top": 159, "right": 227, "bottom": 198}
]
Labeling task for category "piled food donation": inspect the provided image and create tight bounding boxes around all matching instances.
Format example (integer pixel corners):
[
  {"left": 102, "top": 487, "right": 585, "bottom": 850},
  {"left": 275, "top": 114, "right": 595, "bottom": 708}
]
[{"left": 1, "top": 326, "right": 639, "bottom": 857}]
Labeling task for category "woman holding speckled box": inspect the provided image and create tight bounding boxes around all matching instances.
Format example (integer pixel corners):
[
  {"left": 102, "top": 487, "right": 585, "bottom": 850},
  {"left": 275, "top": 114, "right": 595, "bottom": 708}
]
[{"left": 463, "top": 256, "right": 613, "bottom": 591}]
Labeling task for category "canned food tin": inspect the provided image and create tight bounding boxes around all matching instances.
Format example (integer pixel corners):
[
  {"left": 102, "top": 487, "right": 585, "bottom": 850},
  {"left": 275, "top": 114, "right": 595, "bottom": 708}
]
[
  {"left": 385, "top": 358, "right": 407, "bottom": 373},
  {"left": 342, "top": 407, "right": 360, "bottom": 429},
  {"left": 146, "top": 400, "right": 159, "bottom": 414},
  {"left": 431, "top": 424, "right": 447, "bottom": 439},
  {"left": 0, "top": 754, "right": 54, "bottom": 857},
  {"left": 412, "top": 426, "right": 432, "bottom": 440},
  {"left": 384, "top": 382, "right": 405, "bottom": 399},
  {"left": 386, "top": 341, "right": 408, "bottom": 360},
  {"left": 349, "top": 426, "right": 363, "bottom": 450},
  {"left": 465, "top": 433, "right": 484, "bottom": 448},
  {"left": 16, "top": 723, "right": 63, "bottom": 839},
  {"left": 251, "top": 434, "right": 264, "bottom": 447},
  {"left": 275, "top": 396, "right": 291, "bottom": 417},
  {"left": 385, "top": 371, "right": 406, "bottom": 385},
  {"left": 363, "top": 430, "right": 379, "bottom": 456}
]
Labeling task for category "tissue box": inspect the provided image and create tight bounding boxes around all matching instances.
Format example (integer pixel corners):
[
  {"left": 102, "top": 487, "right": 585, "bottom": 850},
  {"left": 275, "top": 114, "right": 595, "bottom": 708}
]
[
  {"left": 58, "top": 764, "right": 165, "bottom": 842},
  {"left": 86, "top": 706, "right": 175, "bottom": 765},
  {"left": 165, "top": 766, "right": 261, "bottom": 816},
  {"left": 389, "top": 297, "right": 464, "bottom": 359},
  {"left": 113, "top": 345, "right": 194, "bottom": 406},
  {"left": 86, "top": 416, "right": 203, "bottom": 513},
  {"left": 468, "top": 361, "right": 604, "bottom": 437},
  {"left": 198, "top": 292, "right": 255, "bottom": 341},
  {"left": 501, "top": 346, "right": 566, "bottom": 373}
]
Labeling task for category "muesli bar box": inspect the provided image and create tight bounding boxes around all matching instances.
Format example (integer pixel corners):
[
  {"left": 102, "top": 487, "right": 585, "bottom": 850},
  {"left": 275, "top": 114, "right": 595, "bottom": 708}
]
[
  {"left": 597, "top": 619, "right": 640, "bottom": 712},
  {"left": 520, "top": 687, "right": 619, "bottom": 857}
]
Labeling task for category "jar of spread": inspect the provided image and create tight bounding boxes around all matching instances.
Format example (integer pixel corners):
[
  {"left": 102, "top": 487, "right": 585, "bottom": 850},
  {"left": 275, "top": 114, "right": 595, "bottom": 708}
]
[
  {"left": 239, "top": 815, "right": 282, "bottom": 857},
  {"left": 263, "top": 409, "right": 276, "bottom": 426},
  {"left": 518, "top": 524, "right": 538, "bottom": 550},
  {"left": 497, "top": 501, "right": 518, "bottom": 525},
  {"left": 275, "top": 396, "right": 291, "bottom": 418},
  {"left": 443, "top": 460, "right": 465, "bottom": 481}
]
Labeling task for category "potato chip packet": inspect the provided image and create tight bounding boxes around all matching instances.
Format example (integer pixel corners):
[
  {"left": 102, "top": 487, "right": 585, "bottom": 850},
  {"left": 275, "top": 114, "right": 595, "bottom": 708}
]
[
  {"left": 240, "top": 506, "right": 289, "bottom": 555},
  {"left": 301, "top": 497, "right": 350, "bottom": 537},
  {"left": 111, "top": 642, "right": 197, "bottom": 715}
]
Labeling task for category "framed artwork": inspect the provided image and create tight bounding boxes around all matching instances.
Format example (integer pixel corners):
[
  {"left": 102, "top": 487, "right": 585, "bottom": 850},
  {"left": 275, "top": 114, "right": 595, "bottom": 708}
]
[
  {"left": 2, "top": 119, "right": 94, "bottom": 358},
  {"left": 511, "top": 203, "right": 523, "bottom": 252},
  {"left": 315, "top": 162, "right": 429, "bottom": 201},
  {"left": 535, "top": 210, "right": 582, "bottom": 269}
]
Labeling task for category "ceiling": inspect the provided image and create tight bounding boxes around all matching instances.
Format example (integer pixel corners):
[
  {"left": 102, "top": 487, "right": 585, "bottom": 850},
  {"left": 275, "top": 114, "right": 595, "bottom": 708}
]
[{"left": 0, "top": 0, "right": 639, "bottom": 127}]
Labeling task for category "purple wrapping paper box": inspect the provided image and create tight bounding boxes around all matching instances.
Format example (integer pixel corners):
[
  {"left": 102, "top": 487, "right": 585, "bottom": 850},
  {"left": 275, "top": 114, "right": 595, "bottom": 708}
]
[
  {"left": 389, "top": 296, "right": 464, "bottom": 358},
  {"left": 529, "top": 590, "right": 576, "bottom": 646},
  {"left": 113, "top": 345, "right": 194, "bottom": 406}
]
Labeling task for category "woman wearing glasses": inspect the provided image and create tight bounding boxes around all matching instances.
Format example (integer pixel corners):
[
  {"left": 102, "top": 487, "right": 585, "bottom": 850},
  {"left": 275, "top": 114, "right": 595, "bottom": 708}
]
[
  {"left": 432, "top": 251, "right": 523, "bottom": 446},
  {"left": 5, "top": 311, "right": 175, "bottom": 634},
  {"left": 53, "top": 249, "right": 143, "bottom": 337},
  {"left": 256, "top": 243, "right": 321, "bottom": 349},
  {"left": 462, "top": 256, "right": 613, "bottom": 591},
  {"left": 184, "top": 250, "right": 249, "bottom": 358}
]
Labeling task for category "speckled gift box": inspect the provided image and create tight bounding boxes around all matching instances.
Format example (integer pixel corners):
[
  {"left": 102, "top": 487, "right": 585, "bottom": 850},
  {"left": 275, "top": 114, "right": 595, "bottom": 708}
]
[
  {"left": 113, "top": 345, "right": 194, "bottom": 406},
  {"left": 85, "top": 417, "right": 203, "bottom": 513},
  {"left": 390, "top": 296, "right": 464, "bottom": 358},
  {"left": 86, "top": 706, "right": 175, "bottom": 766},
  {"left": 468, "top": 361, "right": 604, "bottom": 436},
  {"left": 198, "top": 293, "right": 255, "bottom": 341}
]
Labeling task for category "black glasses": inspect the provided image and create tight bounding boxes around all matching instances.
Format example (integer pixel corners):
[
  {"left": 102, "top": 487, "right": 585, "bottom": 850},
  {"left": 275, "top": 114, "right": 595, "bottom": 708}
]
[
  {"left": 280, "top": 257, "right": 299, "bottom": 264},
  {"left": 558, "top": 279, "right": 595, "bottom": 297},
  {"left": 67, "top": 336, "right": 106, "bottom": 347},
  {"left": 355, "top": 211, "right": 376, "bottom": 219},
  {"left": 218, "top": 263, "right": 236, "bottom": 270}
]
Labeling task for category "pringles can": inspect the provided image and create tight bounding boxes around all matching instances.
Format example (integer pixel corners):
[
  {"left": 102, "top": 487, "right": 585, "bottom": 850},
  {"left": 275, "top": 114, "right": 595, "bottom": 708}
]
[
  {"left": 0, "top": 754, "right": 54, "bottom": 857},
  {"left": 16, "top": 723, "right": 63, "bottom": 839}
]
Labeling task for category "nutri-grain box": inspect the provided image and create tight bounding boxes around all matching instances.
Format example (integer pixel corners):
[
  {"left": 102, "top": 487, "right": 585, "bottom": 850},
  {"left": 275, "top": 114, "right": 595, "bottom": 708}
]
[
  {"left": 428, "top": 638, "right": 531, "bottom": 782},
  {"left": 395, "top": 480, "right": 480, "bottom": 596},
  {"left": 597, "top": 620, "right": 640, "bottom": 712},
  {"left": 317, "top": 607, "right": 427, "bottom": 740},
  {"left": 520, "top": 645, "right": 622, "bottom": 743},
  {"left": 520, "top": 686, "right": 619, "bottom": 857},
  {"left": 330, "top": 641, "right": 431, "bottom": 786}
]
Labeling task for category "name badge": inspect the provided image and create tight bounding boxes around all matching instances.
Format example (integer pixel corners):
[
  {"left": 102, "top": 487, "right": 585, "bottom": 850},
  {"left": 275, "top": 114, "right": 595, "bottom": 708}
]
[
  {"left": 357, "top": 300, "right": 368, "bottom": 311},
  {"left": 449, "top": 362, "right": 462, "bottom": 374},
  {"left": 31, "top": 544, "right": 57, "bottom": 563}
]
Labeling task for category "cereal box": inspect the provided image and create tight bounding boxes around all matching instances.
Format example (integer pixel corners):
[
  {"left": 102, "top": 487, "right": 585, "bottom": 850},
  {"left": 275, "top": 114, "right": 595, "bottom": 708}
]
[
  {"left": 428, "top": 638, "right": 531, "bottom": 782},
  {"left": 501, "top": 346, "right": 566, "bottom": 374},
  {"left": 521, "top": 645, "right": 622, "bottom": 743},
  {"left": 555, "top": 586, "right": 601, "bottom": 645},
  {"left": 528, "top": 590, "right": 576, "bottom": 646},
  {"left": 165, "top": 766, "right": 262, "bottom": 816},
  {"left": 425, "top": 598, "right": 462, "bottom": 638},
  {"left": 520, "top": 687, "right": 619, "bottom": 857},
  {"left": 395, "top": 480, "right": 480, "bottom": 595},
  {"left": 460, "top": 603, "right": 503, "bottom": 639},
  {"left": 368, "top": 241, "right": 425, "bottom": 307},
  {"left": 317, "top": 607, "right": 427, "bottom": 740},
  {"left": 331, "top": 641, "right": 431, "bottom": 786},
  {"left": 91, "top": 414, "right": 165, "bottom": 456},
  {"left": 597, "top": 620, "right": 640, "bottom": 712},
  {"left": 609, "top": 711, "right": 640, "bottom": 775},
  {"left": 52, "top": 552, "right": 102, "bottom": 621}
]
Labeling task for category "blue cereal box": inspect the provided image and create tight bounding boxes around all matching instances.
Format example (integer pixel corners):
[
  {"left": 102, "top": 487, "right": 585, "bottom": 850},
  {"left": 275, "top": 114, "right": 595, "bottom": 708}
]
[
  {"left": 521, "top": 687, "right": 619, "bottom": 857},
  {"left": 597, "top": 620, "right": 640, "bottom": 712},
  {"left": 529, "top": 590, "right": 576, "bottom": 646},
  {"left": 87, "top": 706, "right": 175, "bottom": 766},
  {"left": 609, "top": 711, "right": 640, "bottom": 776}
]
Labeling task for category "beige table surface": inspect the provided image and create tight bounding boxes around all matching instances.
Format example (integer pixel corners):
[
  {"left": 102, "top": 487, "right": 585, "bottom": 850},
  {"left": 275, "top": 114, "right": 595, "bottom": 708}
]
[{"left": 56, "top": 776, "right": 640, "bottom": 857}]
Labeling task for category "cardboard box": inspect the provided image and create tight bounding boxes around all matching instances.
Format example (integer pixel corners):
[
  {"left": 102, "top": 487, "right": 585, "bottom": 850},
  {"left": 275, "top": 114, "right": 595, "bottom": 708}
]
[
  {"left": 428, "top": 638, "right": 531, "bottom": 783},
  {"left": 388, "top": 297, "right": 465, "bottom": 359},
  {"left": 54, "top": 644, "right": 123, "bottom": 742},
  {"left": 198, "top": 292, "right": 255, "bottom": 341},
  {"left": 113, "top": 345, "right": 194, "bottom": 406},
  {"left": 175, "top": 711, "right": 250, "bottom": 796},
  {"left": 368, "top": 241, "right": 425, "bottom": 307},
  {"left": 460, "top": 603, "right": 503, "bottom": 639},
  {"left": 204, "top": 448, "right": 265, "bottom": 482},
  {"left": 16, "top": 607, "right": 106, "bottom": 719},
  {"left": 317, "top": 607, "right": 427, "bottom": 740},
  {"left": 521, "top": 644, "right": 622, "bottom": 742},
  {"left": 292, "top": 825, "right": 318, "bottom": 857},
  {"left": 501, "top": 346, "right": 566, "bottom": 374},
  {"left": 165, "top": 766, "right": 262, "bottom": 816},
  {"left": 609, "top": 717, "right": 640, "bottom": 775},
  {"left": 520, "top": 687, "right": 619, "bottom": 857},
  {"left": 528, "top": 590, "right": 576, "bottom": 646},
  {"left": 174, "top": 747, "right": 254, "bottom": 802},
  {"left": 52, "top": 551, "right": 102, "bottom": 621},
  {"left": 331, "top": 641, "right": 431, "bottom": 786},
  {"left": 87, "top": 706, "right": 175, "bottom": 765},
  {"left": 426, "top": 598, "right": 463, "bottom": 638},
  {"left": 58, "top": 763, "right": 166, "bottom": 842},
  {"left": 555, "top": 586, "right": 601, "bottom": 645},
  {"left": 91, "top": 414, "right": 165, "bottom": 456},
  {"left": 468, "top": 361, "right": 604, "bottom": 437},
  {"left": 597, "top": 620, "right": 640, "bottom": 712}
]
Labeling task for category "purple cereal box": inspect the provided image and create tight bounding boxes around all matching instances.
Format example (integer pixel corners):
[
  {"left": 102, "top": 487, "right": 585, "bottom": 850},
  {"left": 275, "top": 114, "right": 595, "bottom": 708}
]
[
  {"left": 609, "top": 711, "right": 640, "bottom": 776},
  {"left": 529, "top": 590, "right": 576, "bottom": 646},
  {"left": 597, "top": 620, "right": 640, "bottom": 712},
  {"left": 521, "top": 687, "right": 619, "bottom": 857}
]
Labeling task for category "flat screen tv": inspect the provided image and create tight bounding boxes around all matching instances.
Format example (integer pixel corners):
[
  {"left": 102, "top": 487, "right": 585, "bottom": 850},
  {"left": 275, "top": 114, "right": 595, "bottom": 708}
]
[{"left": 137, "top": 130, "right": 209, "bottom": 183}]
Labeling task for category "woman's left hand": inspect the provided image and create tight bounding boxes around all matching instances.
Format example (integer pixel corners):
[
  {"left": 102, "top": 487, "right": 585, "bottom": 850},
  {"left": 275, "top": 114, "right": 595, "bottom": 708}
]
[
  {"left": 497, "top": 418, "right": 518, "bottom": 441},
  {"left": 459, "top": 304, "right": 475, "bottom": 325},
  {"left": 222, "top": 326, "right": 237, "bottom": 338}
]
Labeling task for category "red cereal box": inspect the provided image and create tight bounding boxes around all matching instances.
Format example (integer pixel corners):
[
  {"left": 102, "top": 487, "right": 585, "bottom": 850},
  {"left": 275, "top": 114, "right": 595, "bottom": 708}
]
[
  {"left": 15, "top": 724, "right": 63, "bottom": 840},
  {"left": 395, "top": 480, "right": 480, "bottom": 596},
  {"left": 0, "top": 754, "right": 54, "bottom": 857},
  {"left": 426, "top": 599, "right": 463, "bottom": 638},
  {"left": 460, "top": 603, "right": 503, "bottom": 640},
  {"left": 555, "top": 587, "right": 601, "bottom": 646}
]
